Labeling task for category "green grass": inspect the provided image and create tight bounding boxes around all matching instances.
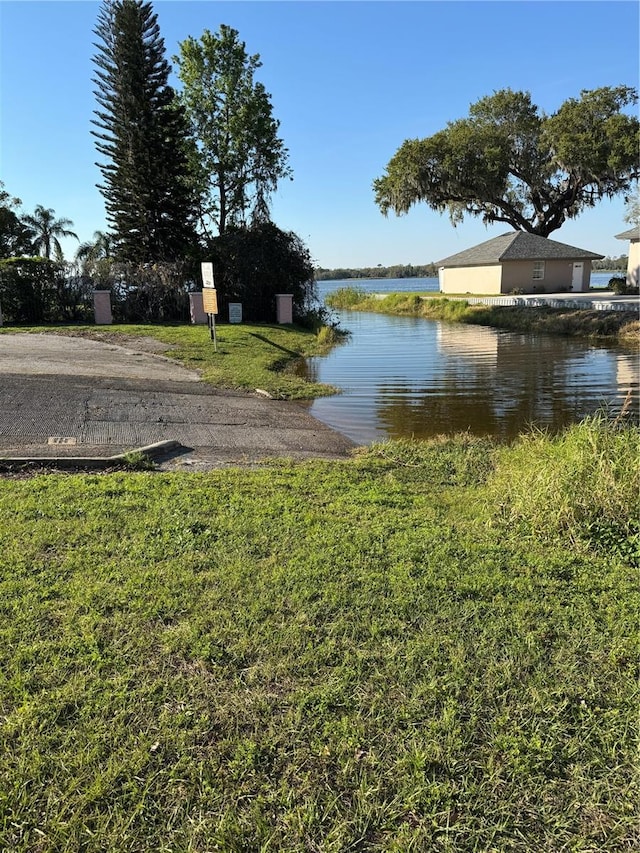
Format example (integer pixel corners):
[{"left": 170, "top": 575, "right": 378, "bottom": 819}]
[
  {"left": 1, "top": 424, "right": 638, "bottom": 851},
  {"left": 0, "top": 323, "right": 341, "bottom": 400},
  {"left": 325, "top": 288, "right": 640, "bottom": 344}
]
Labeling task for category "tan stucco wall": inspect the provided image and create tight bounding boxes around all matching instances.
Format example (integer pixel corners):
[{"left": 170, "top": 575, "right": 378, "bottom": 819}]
[
  {"left": 439, "top": 264, "right": 502, "bottom": 294},
  {"left": 500, "top": 259, "right": 591, "bottom": 293},
  {"left": 439, "top": 259, "right": 594, "bottom": 295},
  {"left": 627, "top": 239, "right": 639, "bottom": 287}
]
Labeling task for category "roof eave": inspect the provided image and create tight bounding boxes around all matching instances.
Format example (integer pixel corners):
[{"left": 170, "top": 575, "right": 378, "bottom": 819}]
[{"left": 615, "top": 228, "right": 639, "bottom": 241}]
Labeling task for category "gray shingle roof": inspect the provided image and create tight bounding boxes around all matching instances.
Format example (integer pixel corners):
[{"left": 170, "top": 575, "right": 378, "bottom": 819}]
[
  {"left": 437, "top": 231, "right": 604, "bottom": 267},
  {"left": 615, "top": 227, "right": 639, "bottom": 241}
]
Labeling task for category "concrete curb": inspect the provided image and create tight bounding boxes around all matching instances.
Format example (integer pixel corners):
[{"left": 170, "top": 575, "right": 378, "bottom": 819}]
[{"left": 0, "top": 439, "right": 184, "bottom": 470}]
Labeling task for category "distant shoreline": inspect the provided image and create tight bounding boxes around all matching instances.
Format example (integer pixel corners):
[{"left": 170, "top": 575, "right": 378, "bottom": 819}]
[{"left": 314, "top": 267, "right": 627, "bottom": 282}]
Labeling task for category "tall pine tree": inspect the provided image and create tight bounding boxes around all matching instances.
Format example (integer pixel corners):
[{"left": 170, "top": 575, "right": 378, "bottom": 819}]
[{"left": 92, "top": 0, "right": 197, "bottom": 262}]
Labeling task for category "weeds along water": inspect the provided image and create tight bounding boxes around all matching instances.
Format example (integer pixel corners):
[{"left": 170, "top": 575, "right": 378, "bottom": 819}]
[
  {"left": 325, "top": 286, "right": 640, "bottom": 342},
  {"left": 0, "top": 421, "right": 638, "bottom": 851}
]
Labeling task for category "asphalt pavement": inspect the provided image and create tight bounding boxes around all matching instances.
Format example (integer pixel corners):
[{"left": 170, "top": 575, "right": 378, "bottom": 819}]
[{"left": 0, "top": 333, "right": 356, "bottom": 470}]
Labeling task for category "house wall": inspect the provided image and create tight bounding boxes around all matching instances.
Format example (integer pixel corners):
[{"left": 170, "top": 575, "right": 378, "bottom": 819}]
[
  {"left": 500, "top": 259, "right": 591, "bottom": 294},
  {"left": 627, "top": 239, "right": 639, "bottom": 287},
  {"left": 439, "top": 264, "right": 502, "bottom": 294}
]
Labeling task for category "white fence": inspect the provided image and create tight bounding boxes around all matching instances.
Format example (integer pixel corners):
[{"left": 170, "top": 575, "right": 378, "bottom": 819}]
[{"left": 435, "top": 296, "right": 638, "bottom": 313}]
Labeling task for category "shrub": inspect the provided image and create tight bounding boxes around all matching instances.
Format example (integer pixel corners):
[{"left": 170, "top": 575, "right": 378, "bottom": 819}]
[
  {"left": 608, "top": 275, "right": 637, "bottom": 295},
  {"left": 377, "top": 292, "right": 422, "bottom": 313},
  {"left": 324, "top": 286, "right": 367, "bottom": 309},
  {"left": 100, "top": 261, "right": 196, "bottom": 323},
  {"left": 315, "top": 323, "right": 349, "bottom": 349},
  {"left": 0, "top": 257, "right": 93, "bottom": 324},
  {"left": 419, "top": 296, "right": 472, "bottom": 322},
  {"left": 210, "top": 223, "right": 318, "bottom": 324}
]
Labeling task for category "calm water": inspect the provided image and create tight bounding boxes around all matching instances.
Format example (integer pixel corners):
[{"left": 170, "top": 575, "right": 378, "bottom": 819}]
[{"left": 302, "top": 276, "right": 639, "bottom": 444}]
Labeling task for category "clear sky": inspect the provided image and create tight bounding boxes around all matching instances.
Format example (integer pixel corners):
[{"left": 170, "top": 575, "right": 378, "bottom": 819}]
[{"left": 1, "top": 0, "right": 638, "bottom": 268}]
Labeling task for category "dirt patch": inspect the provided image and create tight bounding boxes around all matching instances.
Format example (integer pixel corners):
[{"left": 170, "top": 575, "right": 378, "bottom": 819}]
[
  {"left": 31, "top": 328, "right": 176, "bottom": 353},
  {"left": 0, "top": 333, "right": 199, "bottom": 381}
]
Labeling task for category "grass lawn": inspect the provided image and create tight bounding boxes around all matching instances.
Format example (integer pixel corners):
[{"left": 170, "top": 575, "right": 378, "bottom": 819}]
[{"left": 1, "top": 423, "right": 638, "bottom": 852}]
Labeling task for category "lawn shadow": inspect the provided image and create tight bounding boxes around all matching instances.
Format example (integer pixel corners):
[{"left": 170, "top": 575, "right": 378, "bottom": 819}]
[{"left": 248, "top": 331, "right": 301, "bottom": 357}]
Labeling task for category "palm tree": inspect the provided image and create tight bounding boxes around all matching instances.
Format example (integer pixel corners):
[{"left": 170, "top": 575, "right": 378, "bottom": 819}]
[
  {"left": 75, "top": 230, "right": 114, "bottom": 267},
  {"left": 75, "top": 230, "right": 115, "bottom": 287},
  {"left": 23, "top": 205, "right": 78, "bottom": 259}
]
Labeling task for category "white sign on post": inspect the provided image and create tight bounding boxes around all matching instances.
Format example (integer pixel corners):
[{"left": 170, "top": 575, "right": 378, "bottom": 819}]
[
  {"left": 201, "top": 262, "right": 217, "bottom": 350},
  {"left": 201, "top": 262, "right": 215, "bottom": 289}
]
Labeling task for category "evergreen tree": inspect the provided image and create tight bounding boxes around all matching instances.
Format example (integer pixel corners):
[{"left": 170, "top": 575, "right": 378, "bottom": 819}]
[{"left": 92, "top": 0, "right": 197, "bottom": 262}]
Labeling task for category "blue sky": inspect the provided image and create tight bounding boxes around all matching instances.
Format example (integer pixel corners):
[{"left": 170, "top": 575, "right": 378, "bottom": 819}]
[{"left": 1, "top": 0, "right": 638, "bottom": 268}]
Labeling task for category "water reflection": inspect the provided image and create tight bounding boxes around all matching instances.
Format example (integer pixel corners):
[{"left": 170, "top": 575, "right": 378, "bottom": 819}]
[{"left": 302, "top": 310, "right": 639, "bottom": 444}]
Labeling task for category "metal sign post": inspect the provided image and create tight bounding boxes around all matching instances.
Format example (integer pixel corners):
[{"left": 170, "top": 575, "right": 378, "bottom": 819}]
[
  {"left": 208, "top": 313, "right": 217, "bottom": 349},
  {"left": 201, "top": 262, "right": 218, "bottom": 351},
  {"left": 202, "top": 288, "right": 218, "bottom": 350}
]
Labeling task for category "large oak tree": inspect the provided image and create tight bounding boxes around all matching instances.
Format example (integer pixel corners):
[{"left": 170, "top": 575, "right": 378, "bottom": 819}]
[{"left": 374, "top": 86, "right": 639, "bottom": 237}]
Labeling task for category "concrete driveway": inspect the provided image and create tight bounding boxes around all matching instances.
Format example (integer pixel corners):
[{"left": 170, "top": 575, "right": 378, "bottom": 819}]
[{"left": 0, "top": 333, "right": 355, "bottom": 470}]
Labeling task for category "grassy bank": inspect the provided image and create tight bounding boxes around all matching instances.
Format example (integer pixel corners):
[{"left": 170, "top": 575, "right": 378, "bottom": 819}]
[
  {"left": 1, "top": 420, "right": 638, "bottom": 851},
  {"left": 326, "top": 288, "right": 640, "bottom": 345},
  {"left": 0, "top": 322, "right": 343, "bottom": 400}
]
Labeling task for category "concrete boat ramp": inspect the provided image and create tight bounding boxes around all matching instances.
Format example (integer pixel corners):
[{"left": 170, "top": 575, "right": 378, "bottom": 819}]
[{"left": 0, "top": 334, "right": 355, "bottom": 471}]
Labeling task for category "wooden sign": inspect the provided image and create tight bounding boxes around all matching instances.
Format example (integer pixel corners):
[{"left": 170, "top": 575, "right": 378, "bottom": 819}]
[{"left": 202, "top": 288, "right": 218, "bottom": 315}]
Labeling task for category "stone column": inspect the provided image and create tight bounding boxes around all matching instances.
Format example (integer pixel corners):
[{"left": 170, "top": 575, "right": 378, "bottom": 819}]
[
  {"left": 189, "top": 292, "right": 207, "bottom": 324},
  {"left": 276, "top": 294, "right": 293, "bottom": 324},
  {"left": 93, "top": 290, "right": 113, "bottom": 325}
]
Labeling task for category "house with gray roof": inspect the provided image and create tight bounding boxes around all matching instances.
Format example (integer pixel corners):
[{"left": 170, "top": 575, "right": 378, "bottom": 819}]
[
  {"left": 436, "top": 232, "right": 603, "bottom": 295},
  {"left": 614, "top": 226, "right": 639, "bottom": 288}
]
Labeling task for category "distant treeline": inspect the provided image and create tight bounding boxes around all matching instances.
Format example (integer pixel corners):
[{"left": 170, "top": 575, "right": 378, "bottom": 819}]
[
  {"left": 593, "top": 255, "right": 628, "bottom": 271},
  {"left": 315, "top": 255, "right": 628, "bottom": 280},
  {"left": 315, "top": 263, "right": 438, "bottom": 281}
]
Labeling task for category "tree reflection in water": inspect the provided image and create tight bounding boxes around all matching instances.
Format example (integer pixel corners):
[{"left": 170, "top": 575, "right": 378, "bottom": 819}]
[{"left": 302, "top": 310, "right": 639, "bottom": 444}]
